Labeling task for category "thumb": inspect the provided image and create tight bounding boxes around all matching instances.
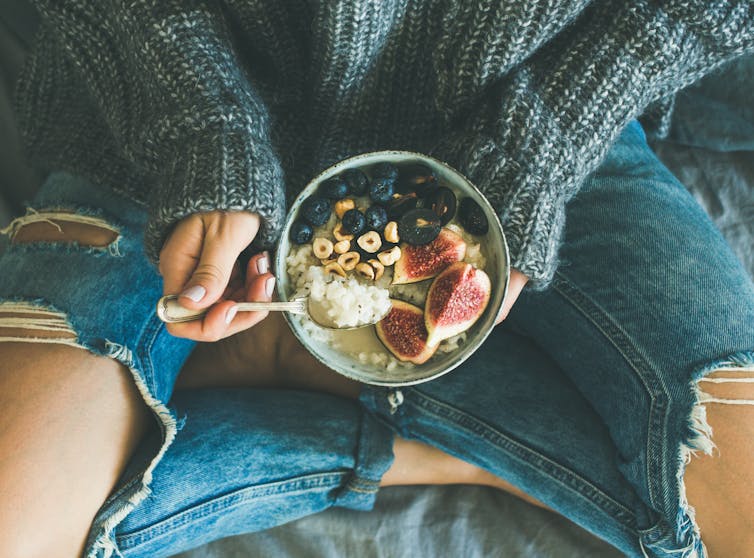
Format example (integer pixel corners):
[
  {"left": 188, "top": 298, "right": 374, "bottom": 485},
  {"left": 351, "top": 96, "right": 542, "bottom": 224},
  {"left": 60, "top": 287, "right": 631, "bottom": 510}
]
[{"left": 178, "top": 213, "right": 259, "bottom": 309}]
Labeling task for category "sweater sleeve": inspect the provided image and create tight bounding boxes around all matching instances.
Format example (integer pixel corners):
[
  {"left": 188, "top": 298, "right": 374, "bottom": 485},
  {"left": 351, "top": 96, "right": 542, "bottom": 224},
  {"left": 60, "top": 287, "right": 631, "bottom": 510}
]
[
  {"left": 29, "top": 0, "right": 286, "bottom": 264},
  {"left": 431, "top": 0, "right": 754, "bottom": 289}
]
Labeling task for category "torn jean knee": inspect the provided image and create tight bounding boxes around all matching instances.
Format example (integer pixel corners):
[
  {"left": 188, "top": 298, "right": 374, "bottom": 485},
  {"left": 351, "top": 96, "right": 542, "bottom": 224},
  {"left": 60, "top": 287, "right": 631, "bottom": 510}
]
[
  {"left": 0, "top": 172, "right": 194, "bottom": 557},
  {"left": 0, "top": 300, "right": 79, "bottom": 344}
]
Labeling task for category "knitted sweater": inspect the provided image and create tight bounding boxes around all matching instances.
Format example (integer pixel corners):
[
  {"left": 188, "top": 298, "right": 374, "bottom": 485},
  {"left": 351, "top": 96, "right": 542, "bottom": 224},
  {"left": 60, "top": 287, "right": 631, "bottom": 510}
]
[{"left": 15, "top": 0, "right": 754, "bottom": 288}]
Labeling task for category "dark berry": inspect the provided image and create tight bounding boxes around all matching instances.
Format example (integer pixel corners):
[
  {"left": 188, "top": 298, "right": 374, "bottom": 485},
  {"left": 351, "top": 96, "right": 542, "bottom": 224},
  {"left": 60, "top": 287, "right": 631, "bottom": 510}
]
[
  {"left": 300, "top": 196, "right": 331, "bottom": 227},
  {"left": 289, "top": 220, "right": 313, "bottom": 244},
  {"left": 424, "top": 186, "right": 457, "bottom": 225},
  {"left": 365, "top": 205, "right": 388, "bottom": 231},
  {"left": 369, "top": 177, "right": 394, "bottom": 204},
  {"left": 371, "top": 162, "right": 399, "bottom": 182},
  {"left": 342, "top": 168, "right": 369, "bottom": 197},
  {"left": 397, "top": 163, "right": 438, "bottom": 194},
  {"left": 458, "top": 198, "right": 489, "bottom": 235},
  {"left": 341, "top": 208, "right": 367, "bottom": 235},
  {"left": 319, "top": 176, "right": 349, "bottom": 199},
  {"left": 386, "top": 192, "right": 419, "bottom": 220},
  {"left": 398, "top": 208, "right": 442, "bottom": 245}
]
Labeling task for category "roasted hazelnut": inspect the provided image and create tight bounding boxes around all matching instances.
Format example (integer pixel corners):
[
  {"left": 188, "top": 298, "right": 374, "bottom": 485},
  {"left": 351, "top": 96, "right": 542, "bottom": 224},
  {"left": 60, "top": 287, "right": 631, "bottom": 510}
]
[
  {"left": 324, "top": 261, "right": 347, "bottom": 278},
  {"left": 333, "top": 223, "right": 354, "bottom": 242},
  {"left": 368, "top": 258, "right": 385, "bottom": 280},
  {"left": 337, "top": 251, "right": 360, "bottom": 271},
  {"left": 312, "top": 237, "right": 334, "bottom": 259},
  {"left": 384, "top": 221, "right": 399, "bottom": 244},
  {"left": 333, "top": 239, "right": 351, "bottom": 254},
  {"left": 334, "top": 198, "right": 356, "bottom": 219},
  {"left": 355, "top": 262, "right": 375, "bottom": 280},
  {"left": 357, "top": 230, "right": 382, "bottom": 253},
  {"left": 377, "top": 245, "right": 401, "bottom": 267}
]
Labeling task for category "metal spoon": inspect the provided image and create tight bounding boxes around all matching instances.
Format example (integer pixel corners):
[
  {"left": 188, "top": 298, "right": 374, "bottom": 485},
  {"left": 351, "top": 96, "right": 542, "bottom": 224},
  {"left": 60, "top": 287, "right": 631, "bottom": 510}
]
[{"left": 155, "top": 294, "right": 389, "bottom": 330}]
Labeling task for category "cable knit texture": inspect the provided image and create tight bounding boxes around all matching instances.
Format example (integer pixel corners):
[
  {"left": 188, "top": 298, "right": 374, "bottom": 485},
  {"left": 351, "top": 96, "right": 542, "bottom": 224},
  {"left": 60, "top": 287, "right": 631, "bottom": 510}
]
[{"left": 14, "top": 0, "right": 754, "bottom": 288}]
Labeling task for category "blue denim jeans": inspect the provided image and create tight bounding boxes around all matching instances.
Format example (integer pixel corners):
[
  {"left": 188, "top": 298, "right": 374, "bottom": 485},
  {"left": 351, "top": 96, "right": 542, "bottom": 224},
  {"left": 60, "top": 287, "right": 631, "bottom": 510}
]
[{"left": 1, "top": 120, "right": 753, "bottom": 557}]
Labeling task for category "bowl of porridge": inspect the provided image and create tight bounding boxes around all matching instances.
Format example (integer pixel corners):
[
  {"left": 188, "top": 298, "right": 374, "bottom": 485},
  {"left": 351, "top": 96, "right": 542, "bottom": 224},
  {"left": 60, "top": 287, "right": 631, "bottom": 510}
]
[{"left": 273, "top": 151, "right": 509, "bottom": 386}]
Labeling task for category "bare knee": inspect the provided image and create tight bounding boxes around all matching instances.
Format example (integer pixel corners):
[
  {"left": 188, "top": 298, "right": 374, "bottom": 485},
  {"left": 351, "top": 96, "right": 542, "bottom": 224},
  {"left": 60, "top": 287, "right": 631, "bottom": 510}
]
[
  {"left": 0, "top": 342, "right": 151, "bottom": 558},
  {"left": 685, "top": 368, "right": 754, "bottom": 557}
]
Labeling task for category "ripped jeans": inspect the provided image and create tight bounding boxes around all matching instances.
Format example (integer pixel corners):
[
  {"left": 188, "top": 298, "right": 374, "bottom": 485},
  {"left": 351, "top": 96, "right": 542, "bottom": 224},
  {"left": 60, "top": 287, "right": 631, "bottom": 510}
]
[{"left": 1, "top": 120, "right": 753, "bottom": 557}]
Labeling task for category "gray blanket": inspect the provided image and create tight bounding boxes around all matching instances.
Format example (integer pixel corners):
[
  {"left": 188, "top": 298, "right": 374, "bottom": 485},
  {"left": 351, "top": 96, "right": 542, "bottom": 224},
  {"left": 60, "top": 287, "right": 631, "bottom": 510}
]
[{"left": 1, "top": 5, "right": 752, "bottom": 555}]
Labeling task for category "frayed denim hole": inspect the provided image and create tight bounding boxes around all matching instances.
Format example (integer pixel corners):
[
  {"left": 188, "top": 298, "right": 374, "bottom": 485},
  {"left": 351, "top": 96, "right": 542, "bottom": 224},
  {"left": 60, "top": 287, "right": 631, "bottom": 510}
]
[
  {"left": 665, "top": 352, "right": 754, "bottom": 558},
  {"left": 0, "top": 208, "right": 123, "bottom": 256}
]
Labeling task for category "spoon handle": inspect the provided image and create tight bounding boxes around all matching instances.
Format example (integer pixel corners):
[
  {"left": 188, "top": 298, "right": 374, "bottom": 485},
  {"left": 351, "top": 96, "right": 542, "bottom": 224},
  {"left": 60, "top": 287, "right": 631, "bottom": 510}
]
[{"left": 156, "top": 295, "right": 307, "bottom": 323}]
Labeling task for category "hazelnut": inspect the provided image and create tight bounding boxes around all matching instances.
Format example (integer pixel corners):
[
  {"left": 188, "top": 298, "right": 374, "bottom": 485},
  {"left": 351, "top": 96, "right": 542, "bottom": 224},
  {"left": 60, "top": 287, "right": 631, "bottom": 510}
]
[
  {"left": 334, "top": 198, "right": 356, "bottom": 219},
  {"left": 333, "top": 223, "right": 354, "bottom": 242},
  {"left": 312, "top": 237, "right": 334, "bottom": 260},
  {"left": 355, "top": 262, "right": 375, "bottom": 280},
  {"left": 337, "top": 251, "right": 360, "bottom": 271},
  {"left": 333, "top": 239, "right": 351, "bottom": 254},
  {"left": 357, "top": 230, "right": 382, "bottom": 253},
  {"left": 323, "top": 261, "right": 347, "bottom": 278},
  {"left": 368, "top": 258, "right": 384, "bottom": 280},
  {"left": 384, "top": 221, "right": 400, "bottom": 243},
  {"left": 377, "top": 245, "right": 401, "bottom": 267}
]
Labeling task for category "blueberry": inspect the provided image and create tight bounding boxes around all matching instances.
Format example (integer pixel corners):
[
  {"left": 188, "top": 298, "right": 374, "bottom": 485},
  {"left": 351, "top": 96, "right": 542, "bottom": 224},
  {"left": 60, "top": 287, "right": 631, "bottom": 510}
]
[
  {"left": 365, "top": 205, "right": 388, "bottom": 231},
  {"left": 398, "top": 208, "right": 442, "bottom": 245},
  {"left": 300, "top": 196, "right": 331, "bottom": 227},
  {"left": 369, "top": 177, "right": 394, "bottom": 204},
  {"left": 341, "top": 208, "right": 366, "bottom": 235},
  {"left": 458, "top": 198, "right": 489, "bottom": 235},
  {"left": 342, "top": 168, "right": 369, "bottom": 197},
  {"left": 319, "top": 176, "right": 349, "bottom": 199},
  {"left": 289, "top": 220, "right": 313, "bottom": 244},
  {"left": 371, "top": 162, "right": 399, "bottom": 182}
]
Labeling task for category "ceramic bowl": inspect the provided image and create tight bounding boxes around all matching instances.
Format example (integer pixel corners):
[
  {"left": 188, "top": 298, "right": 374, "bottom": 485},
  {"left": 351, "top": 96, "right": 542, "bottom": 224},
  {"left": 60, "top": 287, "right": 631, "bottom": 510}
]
[{"left": 273, "top": 151, "right": 509, "bottom": 386}]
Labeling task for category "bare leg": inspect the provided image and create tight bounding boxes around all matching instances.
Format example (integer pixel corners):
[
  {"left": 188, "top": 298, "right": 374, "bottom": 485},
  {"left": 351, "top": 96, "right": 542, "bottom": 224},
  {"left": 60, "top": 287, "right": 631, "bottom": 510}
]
[
  {"left": 684, "top": 369, "right": 754, "bottom": 558},
  {"left": 0, "top": 343, "right": 150, "bottom": 558}
]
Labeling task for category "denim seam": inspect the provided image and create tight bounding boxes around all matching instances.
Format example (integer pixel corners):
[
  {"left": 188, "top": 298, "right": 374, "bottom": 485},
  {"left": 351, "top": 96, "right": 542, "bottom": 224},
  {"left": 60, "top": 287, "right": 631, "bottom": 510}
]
[
  {"left": 407, "top": 388, "right": 638, "bottom": 527},
  {"left": 134, "top": 313, "right": 165, "bottom": 400},
  {"left": 116, "top": 471, "right": 350, "bottom": 548},
  {"left": 552, "top": 272, "right": 673, "bottom": 515}
]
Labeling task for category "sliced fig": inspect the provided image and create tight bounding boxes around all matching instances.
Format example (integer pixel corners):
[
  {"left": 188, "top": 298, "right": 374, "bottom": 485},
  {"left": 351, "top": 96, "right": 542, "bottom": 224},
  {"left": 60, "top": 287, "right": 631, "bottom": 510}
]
[
  {"left": 392, "top": 228, "right": 466, "bottom": 285},
  {"left": 376, "top": 299, "right": 438, "bottom": 365},
  {"left": 425, "top": 262, "right": 491, "bottom": 347}
]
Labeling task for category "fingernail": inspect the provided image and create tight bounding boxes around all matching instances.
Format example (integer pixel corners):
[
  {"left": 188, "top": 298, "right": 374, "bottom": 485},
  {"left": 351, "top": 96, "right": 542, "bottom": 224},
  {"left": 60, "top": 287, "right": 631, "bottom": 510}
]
[
  {"left": 225, "top": 305, "right": 238, "bottom": 324},
  {"left": 180, "top": 285, "right": 206, "bottom": 302},
  {"left": 265, "top": 276, "right": 276, "bottom": 298},
  {"left": 257, "top": 252, "right": 269, "bottom": 275}
]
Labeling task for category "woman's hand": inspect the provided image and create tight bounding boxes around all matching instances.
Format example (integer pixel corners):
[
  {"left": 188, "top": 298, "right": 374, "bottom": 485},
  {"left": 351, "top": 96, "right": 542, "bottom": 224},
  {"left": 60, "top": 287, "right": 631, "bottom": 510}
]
[
  {"left": 496, "top": 269, "right": 528, "bottom": 325},
  {"left": 159, "top": 211, "right": 275, "bottom": 341}
]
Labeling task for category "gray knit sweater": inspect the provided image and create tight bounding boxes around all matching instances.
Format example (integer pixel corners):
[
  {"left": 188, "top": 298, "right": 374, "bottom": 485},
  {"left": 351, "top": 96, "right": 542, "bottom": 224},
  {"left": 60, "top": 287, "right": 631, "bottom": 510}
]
[{"left": 15, "top": 0, "right": 754, "bottom": 288}]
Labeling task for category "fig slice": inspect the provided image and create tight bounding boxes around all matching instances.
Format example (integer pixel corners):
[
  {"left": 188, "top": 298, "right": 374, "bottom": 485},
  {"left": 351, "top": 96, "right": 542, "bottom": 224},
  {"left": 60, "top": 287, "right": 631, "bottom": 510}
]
[
  {"left": 425, "top": 262, "right": 491, "bottom": 347},
  {"left": 392, "top": 228, "right": 466, "bottom": 285},
  {"left": 375, "top": 299, "right": 438, "bottom": 365}
]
